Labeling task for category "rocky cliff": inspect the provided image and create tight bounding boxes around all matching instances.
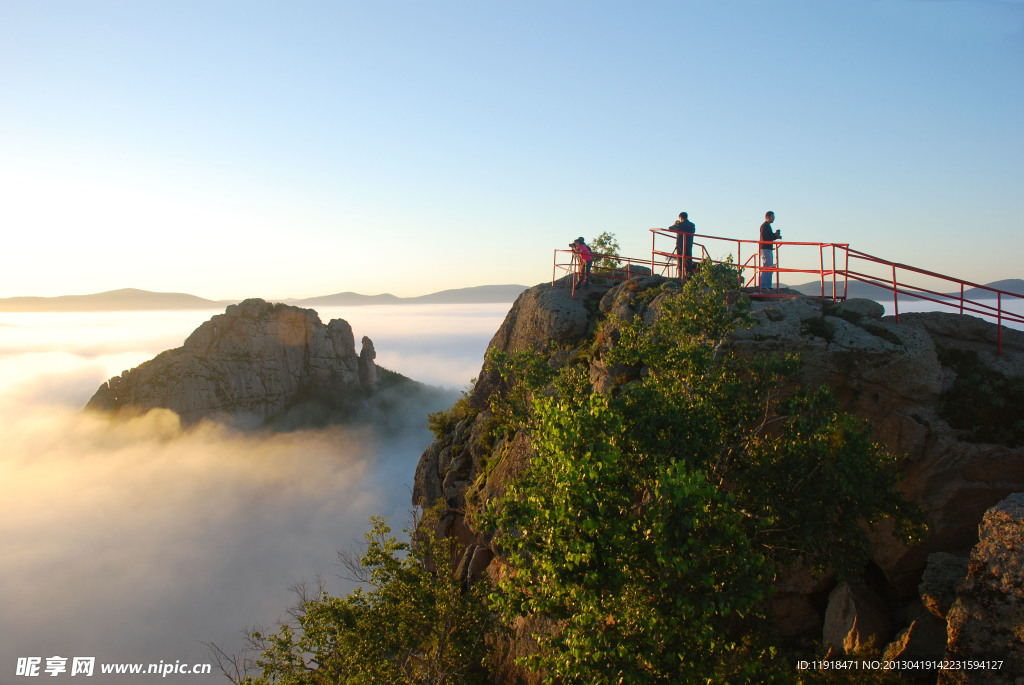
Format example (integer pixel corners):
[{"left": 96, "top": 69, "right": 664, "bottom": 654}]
[
  {"left": 413, "top": 277, "right": 1024, "bottom": 683},
  {"left": 86, "top": 298, "right": 436, "bottom": 429}
]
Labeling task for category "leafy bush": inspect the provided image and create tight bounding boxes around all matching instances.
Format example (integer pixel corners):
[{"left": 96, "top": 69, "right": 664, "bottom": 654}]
[
  {"left": 426, "top": 391, "right": 475, "bottom": 439},
  {"left": 233, "top": 516, "right": 494, "bottom": 685}
]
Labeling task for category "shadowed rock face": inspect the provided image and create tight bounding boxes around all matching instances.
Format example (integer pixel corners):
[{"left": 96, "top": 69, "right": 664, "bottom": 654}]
[{"left": 86, "top": 298, "right": 382, "bottom": 427}]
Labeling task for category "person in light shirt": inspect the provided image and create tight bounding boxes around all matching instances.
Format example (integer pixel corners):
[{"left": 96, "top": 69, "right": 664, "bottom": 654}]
[{"left": 759, "top": 211, "right": 782, "bottom": 290}]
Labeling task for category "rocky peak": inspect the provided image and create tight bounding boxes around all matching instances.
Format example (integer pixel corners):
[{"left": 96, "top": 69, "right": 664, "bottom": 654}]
[
  {"left": 86, "top": 298, "right": 385, "bottom": 427},
  {"left": 413, "top": 276, "right": 1024, "bottom": 681}
]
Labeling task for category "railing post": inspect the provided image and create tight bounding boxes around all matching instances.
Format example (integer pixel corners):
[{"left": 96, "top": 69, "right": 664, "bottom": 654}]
[
  {"left": 651, "top": 230, "right": 656, "bottom": 276},
  {"left": 774, "top": 244, "right": 779, "bottom": 292},
  {"left": 892, "top": 264, "right": 899, "bottom": 323},
  {"left": 844, "top": 246, "right": 849, "bottom": 300},
  {"left": 960, "top": 284, "right": 964, "bottom": 315},
  {"left": 819, "top": 245, "right": 825, "bottom": 298},
  {"left": 834, "top": 244, "right": 840, "bottom": 299},
  {"left": 998, "top": 292, "right": 1003, "bottom": 355},
  {"left": 738, "top": 241, "right": 742, "bottom": 284}
]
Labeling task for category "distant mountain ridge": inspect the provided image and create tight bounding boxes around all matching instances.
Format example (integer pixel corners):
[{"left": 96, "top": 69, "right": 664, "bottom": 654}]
[
  {"left": 3, "top": 279, "right": 1016, "bottom": 313},
  {"left": 0, "top": 288, "right": 226, "bottom": 312},
  {"left": 789, "top": 278, "right": 1024, "bottom": 301},
  {"left": 0, "top": 284, "right": 530, "bottom": 312},
  {"left": 289, "top": 284, "right": 529, "bottom": 307}
]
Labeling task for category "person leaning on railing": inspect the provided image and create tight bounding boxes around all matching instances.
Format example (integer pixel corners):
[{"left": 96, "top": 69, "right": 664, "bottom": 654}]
[
  {"left": 759, "top": 210, "right": 781, "bottom": 290},
  {"left": 669, "top": 212, "right": 696, "bottom": 278},
  {"left": 571, "top": 237, "right": 593, "bottom": 289}
]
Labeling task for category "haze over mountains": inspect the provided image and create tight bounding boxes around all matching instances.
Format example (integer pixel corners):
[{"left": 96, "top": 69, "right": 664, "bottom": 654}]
[
  {"left": 0, "top": 284, "right": 530, "bottom": 312},
  {"left": 789, "top": 278, "right": 1024, "bottom": 301},
  {"left": 2, "top": 279, "right": 1021, "bottom": 313}
]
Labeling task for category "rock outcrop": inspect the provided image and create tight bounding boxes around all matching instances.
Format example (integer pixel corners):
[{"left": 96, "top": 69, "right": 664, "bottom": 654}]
[
  {"left": 412, "top": 276, "right": 1024, "bottom": 682},
  {"left": 86, "top": 298, "right": 388, "bottom": 427},
  {"left": 940, "top": 493, "right": 1024, "bottom": 684}
]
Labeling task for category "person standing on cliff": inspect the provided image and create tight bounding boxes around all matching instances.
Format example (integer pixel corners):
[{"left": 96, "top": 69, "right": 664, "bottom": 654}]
[
  {"left": 572, "top": 237, "right": 592, "bottom": 289},
  {"left": 759, "top": 210, "right": 782, "bottom": 290},
  {"left": 670, "top": 212, "right": 696, "bottom": 278}
]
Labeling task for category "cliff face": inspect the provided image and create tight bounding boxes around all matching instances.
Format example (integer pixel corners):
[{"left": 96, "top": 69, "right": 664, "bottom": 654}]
[
  {"left": 413, "top": 277, "right": 1024, "bottom": 681},
  {"left": 86, "top": 298, "right": 390, "bottom": 428}
]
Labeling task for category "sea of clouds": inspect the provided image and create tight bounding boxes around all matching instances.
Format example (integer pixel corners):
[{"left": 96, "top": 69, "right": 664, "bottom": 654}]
[{"left": 0, "top": 303, "right": 507, "bottom": 684}]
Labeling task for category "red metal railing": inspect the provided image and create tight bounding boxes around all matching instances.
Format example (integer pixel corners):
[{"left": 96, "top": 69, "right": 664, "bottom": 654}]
[
  {"left": 649, "top": 229, "right": 850, "bottom": 299},
  {"left": 554, "top": 230, "right": 1023, "bottom": 354},
  {"left": 552, "top": 249, "right": 654, "bottom": 300},
  {"left": 842, "top": 247, "right": 1024, "bottom": 354}
]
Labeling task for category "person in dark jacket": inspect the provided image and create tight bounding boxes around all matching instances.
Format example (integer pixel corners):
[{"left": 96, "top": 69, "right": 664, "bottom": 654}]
[
  {"left": 670, "top": 212, "right": 696, "bottom": 277},
  {"left": 759, "top": 211, "right": 782, "bottom": 290}
]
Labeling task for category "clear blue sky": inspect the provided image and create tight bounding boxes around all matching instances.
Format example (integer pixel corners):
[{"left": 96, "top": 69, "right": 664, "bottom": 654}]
[{"left": 2, "top": 0, "right": 1021, "bottom": 299}]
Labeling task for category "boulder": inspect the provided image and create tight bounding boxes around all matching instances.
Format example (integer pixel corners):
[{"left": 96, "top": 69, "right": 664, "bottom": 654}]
[
  {"left": 823, "top": 582, "right": 895, "bottom": 655},
  {"left": 469, "top": 284, "right": 590, "bottom": 409},
  {"left": 940, "top": 493, "right": 1024, "bottom": 684}
]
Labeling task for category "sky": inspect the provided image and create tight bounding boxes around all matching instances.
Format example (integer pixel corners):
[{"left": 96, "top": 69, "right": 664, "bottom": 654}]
[{"left": 1, "top": 0, "right": 1022, "bottom": 300}]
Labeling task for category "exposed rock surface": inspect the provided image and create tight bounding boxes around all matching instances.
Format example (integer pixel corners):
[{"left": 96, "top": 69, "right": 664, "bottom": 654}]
[
  {"left": 939, "top": 493, "right": 1024, "bottom": 684},
  {"left": 823, "top": 582, "right": 894, "bottom": 655},
  {"left": 727, "top": 295, "right": 1024, "bottom": 593},
  {"left": 882, "top": 612, "right": 948, "bottom": 664},
  {"left": 412, "top": 276, "right": 1024, "bottom": 683},
  {"left": 86, "top": 298, "right": 388, "bottom": 427},
  {"left": 920, "top": 552, "right": 970, "bottom": 619}
]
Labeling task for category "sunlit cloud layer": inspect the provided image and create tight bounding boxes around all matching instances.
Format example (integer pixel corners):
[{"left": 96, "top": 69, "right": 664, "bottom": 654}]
[
  {"left": 0, "top": 305, "right": 506, "bottom": 684},
  {"left": 0, "top": 402, "right": 413, "bottom": 683}
]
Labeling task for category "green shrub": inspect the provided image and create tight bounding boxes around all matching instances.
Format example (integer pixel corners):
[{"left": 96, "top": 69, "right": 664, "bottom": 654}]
[
  {"left": 938, "top": 347, "right": 1024, "bottom": 446},
  {"left": 236, "top": 516, "right": 494, "bottom": 685},
  {"left": 479, "top": 261, "right": 922, "bottom": 682}
]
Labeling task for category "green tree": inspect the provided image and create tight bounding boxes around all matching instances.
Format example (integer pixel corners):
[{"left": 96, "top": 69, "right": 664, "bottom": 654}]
[
  {"left": 233, "top": 516, "right": 493, "bottom": 685},
  {"left": 589, "top": 231, "right": 622, "bottom": 273},
  {"left": 484, "top": 393, "right": 775, "bottom": 683}
]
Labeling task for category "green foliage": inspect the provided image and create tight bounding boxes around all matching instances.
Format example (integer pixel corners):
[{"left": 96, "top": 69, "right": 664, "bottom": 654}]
[
  {"left": 240, "top": 517, "right": 493, "bottom": 685},
  {"left": 937, "top": 347, "right": 1024, "bottom": 446},
  {"left": 801, "top": 316, "right": 836, "bottom": 343},
  {"left": 589, "top": 231, "right": 622, "bottom": 272},
  {"left": 485, "top": 346, "right": 556, "bottom": 434},
  {"left": 426, "top": 391, "right": 475, "bottom": 439},
  {"left": 739, "top": 388, "right": 920, "bottom": 576},
  {"left": 483, "top": 394, "right": 777, "bottom": 683},
  {"left": 480, "top": 261, "right": 922, "bottom": 682}
]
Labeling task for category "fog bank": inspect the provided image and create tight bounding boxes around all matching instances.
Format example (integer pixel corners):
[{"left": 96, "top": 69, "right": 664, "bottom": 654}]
[{"left": 0, "top": 304, "right": 508, "bottom": 684}]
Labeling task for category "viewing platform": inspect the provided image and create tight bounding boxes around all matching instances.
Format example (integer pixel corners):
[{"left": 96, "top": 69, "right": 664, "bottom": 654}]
[{"left": 554, "top": 229, "right": 1024, "bottom": 354}]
